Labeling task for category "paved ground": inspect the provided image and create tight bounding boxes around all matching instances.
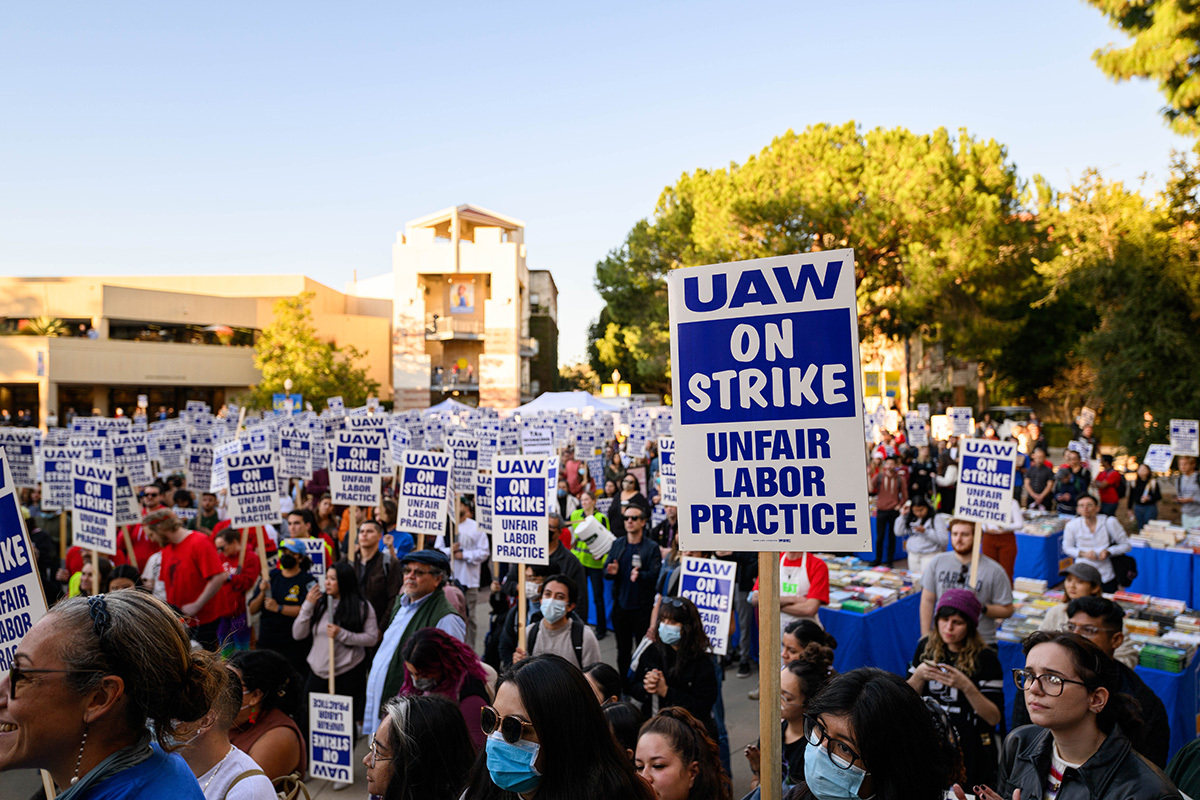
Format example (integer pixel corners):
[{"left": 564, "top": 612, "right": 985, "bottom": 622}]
[{"left": 0, "top": 602, "right": 766, "bottom": 798}]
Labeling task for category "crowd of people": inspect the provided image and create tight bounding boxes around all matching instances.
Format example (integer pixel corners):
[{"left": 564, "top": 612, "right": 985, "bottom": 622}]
[{"left": 4, "top": 412, "right": 1200, "bottom": 800}]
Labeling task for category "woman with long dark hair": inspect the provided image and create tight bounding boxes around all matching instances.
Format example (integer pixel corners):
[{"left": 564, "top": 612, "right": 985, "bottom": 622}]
[
  {"left": 981, "top": 631, "right": 1181, "bottom": 800},
  {"left": 907, "top": 589, "right": 1002, "bottom": 790},
  {"left": 609, "top": 472, "right": 651, "bottom": 522},
  {"left": 227, "top": 649, "right": 306, "bottom": 780},
  {"left": 782, "top": 668, "right": 957, "bottom": 800},
  {"left": 628, "top": 596, "right": 718, "bottom": 737},
  {"left": 248, "top": 539, "right": 317, "bottom": 680},
  {"left": 364, "top": 693, "right": 475, "bottom": 800},
  {"left": 461, "top": 654, "right": 654, "bottom": 800},
  {"left": 399, "top": 627, "right": 492, "bottom": 751},
  {"left": 636, "top": 706, "right": 731, "bottom": 800},
  {"left": 292, "top": 559, "right": 378, "bottom": 722}
]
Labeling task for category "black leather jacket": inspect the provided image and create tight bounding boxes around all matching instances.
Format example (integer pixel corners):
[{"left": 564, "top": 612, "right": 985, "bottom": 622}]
[{"left": 998, "top": 724, "right": 1181, "bottom": 800}]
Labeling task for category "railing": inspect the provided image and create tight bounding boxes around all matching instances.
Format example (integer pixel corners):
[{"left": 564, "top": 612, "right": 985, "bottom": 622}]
[
  {"left": 425, "top": 314, "right": 485, "bottom": 339},
  {"left": 431, "top": 368, "right": 479, "bottom": 390}
]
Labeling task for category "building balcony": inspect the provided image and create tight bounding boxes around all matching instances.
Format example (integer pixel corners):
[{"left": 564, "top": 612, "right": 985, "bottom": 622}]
[
  {"left": 425, "top": 314, "right": 485, "bottom": 341},
  {"left": 431, "top": 368, "right": 479, "bottom": 392},
  {"left": 519, "top": 337, "right": 538, "bottom": 358}
]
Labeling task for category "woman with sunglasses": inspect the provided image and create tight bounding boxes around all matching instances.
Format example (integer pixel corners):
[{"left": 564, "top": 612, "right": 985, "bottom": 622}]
[
  {"left": 628, "top": 596, "right": 719, "bottom": 739},
  {"left": 0, "top": 592, "right": 226, "bottom": 798},
  {"left": 636, "top": 706, "right": 731, "bottom": 800},
  {"left": 609, "top": 472, "right": 651, "bottom": 524},
  {"left": 782, "top": 667, "right": 956, "bottom": 800},
  {"left": 462, "top": 653, "right": 654, "bottom": 800},
  {"left": 364, "top": 693, "right": 475, "bottom": 800},
  {"left": 974, "top": 631, "right": 1181, "bottom": 800},
  {"left": 399, "top": 627, "right": 492, "bottom": 751}
]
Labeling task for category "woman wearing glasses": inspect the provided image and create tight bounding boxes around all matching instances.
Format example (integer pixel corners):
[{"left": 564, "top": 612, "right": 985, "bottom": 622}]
[
  {"left": 906, "top": 589, "right": 1003, "bottom": 790},
  {"left": 636, "top": 706, "right": 731, "bottom": 800},
  {"left": 783, "top": 667, "right": 956, "bottom": 800},
  {"left": 987, "top": 632, "right": 1181, "bottom": 800},
  {"left": 0, "top": 592, "right": 226, "bottom": 798},
  {"left": 364, "top": 693, "right": 474, "bottom": 800},
  {"left": 628, "top": 596, "right": 720, "bottom": 739},
  {"left": 462, "top": 653, "right": 654, "bottom": 800}
]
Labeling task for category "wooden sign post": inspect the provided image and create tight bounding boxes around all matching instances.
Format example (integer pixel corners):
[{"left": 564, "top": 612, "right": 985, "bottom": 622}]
[{"left": 758, "top": 552, "right": 782, "bottom": 800}]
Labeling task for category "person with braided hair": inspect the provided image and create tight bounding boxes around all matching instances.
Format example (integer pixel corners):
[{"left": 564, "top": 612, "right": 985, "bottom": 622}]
[
  {"left": 636, "top": 706, "right": 732, "bottom": 800},
  {"left": 0, "top": 591, "right": 227, "bottom": 798}
]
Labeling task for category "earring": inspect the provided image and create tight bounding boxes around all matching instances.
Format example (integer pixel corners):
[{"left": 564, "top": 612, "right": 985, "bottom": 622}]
[
  {"left": 70, "top": 728, "right": 88, "bottom": 785},
  {"left": 249, "top": 705, "right": 259, "bottom": 726}
]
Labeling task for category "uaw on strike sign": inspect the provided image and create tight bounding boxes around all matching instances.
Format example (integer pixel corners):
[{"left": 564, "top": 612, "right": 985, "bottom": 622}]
[
  {"left": 667, "top": 251, "right": 869, "bottom": 551},
  {"left": 953, "top": 438, "right": 1017, "bottom": 525}
]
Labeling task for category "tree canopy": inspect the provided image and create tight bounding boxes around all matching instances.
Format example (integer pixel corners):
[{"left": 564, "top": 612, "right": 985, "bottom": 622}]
[
  {"left": 591, "top": 122, "right": 1047, "bottom": 395},
  {"left": 1086, "top": 0, "right": 1200, "bottom": 136},
  {"left": 249, "top": 292, "right": 379, "bottom": 410}
]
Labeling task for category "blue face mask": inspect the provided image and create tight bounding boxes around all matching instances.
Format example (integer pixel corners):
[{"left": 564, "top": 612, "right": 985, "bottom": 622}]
[
  {"left": 804, "top": 743, "right": 870, "bottom": 800},
  {"left": 540, "top": 598, "right": 568, "bottom": 624},
  {"left": 485, "top": 731, "right": 542, "bottom": 793},
  {"left": 657, "top": 622, "right": 682, "bottom": 645}
]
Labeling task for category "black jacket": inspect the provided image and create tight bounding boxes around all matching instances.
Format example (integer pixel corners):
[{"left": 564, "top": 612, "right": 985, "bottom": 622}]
[
  {"left": 998, "top": 724, "right": 1181, "bottom": 800},
  {"left": 627, "top": 643, "right": 718, "bottom": 737},
  {"left": 1012, "top": 661, "right": 1170, "bottom": 768}
]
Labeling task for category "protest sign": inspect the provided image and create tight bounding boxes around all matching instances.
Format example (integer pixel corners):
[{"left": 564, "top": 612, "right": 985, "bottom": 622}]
[
  {"left": 72, "top": 461, "right": 116, "bottom": 555},
  {"left": 491, "top": 456, "right": 549, "bottom": 565},
  {"left": 1066, "top": 440, "right": 1093, "bottom": 459},
  {"left": 0, "top": 430, "right": 39, "bottom": 489},
  {"left": 1078, "top": 407, "right": 1096, "bottom": 428},
  {"left": 447, "top": 434, "right": 480, "bottom": 494},
  {"left": 953, "top": 438, "right": 1017, "bottom": 526},
  {"left": 947, "top": 407, "right": 974, "bottom": 437},
  {"left": 187, "top": 444, "right": 213, "bottom": 492},
  {"left": 308, "top": 693, "right": 354, "bottom": 785},
  {"left": 68, "top": 435, "right": 107, "bottom": 464},
  {"left": 39, "top": 445, "right": 81, "bottom": 511},
  {"left": 918, "top": 403, "right": 931, "bottom": 420},
  {"left": 930, "top": 415, "right": 951, "bottom": 441},
  {"left": 659, "top": 436, "right": 677, "bottom": 506},
  {"left": 301, "top": 538, "right": 328, "bottom": 578},
  {"left": 346, "top": 416, "right": 391, "bottom": 474},
  {"left": 475, "top": 470, "right": 493, "bottom": 536},
  {"left": 679, "top": 556, "right": 736, "bottom": 655},
  {"left": 327, "top": 396, "right": 345, "bottom": 416},
  {"left": 280, "top": 425, "right": 313, "bottom": 480},
  {"left": 1143, "top": 444, "right": 1175, "bottom": 473},
  {"left": 1170, "top": 419, "right": 1199, "bottom": 457},
  {"left": 226, "top": 452, "right": 280, "bottom": 528},
  {"left": 905, "top": 412, "right": 929, "bottom": 447},
  {"left": 330, "top": 430, "right": 384, "bottom": 507},
  {"left": 520, "top": 427, "right": 554, "bottom": 457},
  {"left": 388, "top": 425, "right": 410, "bottom": 466},
  {"left": 395, "top": 450, "right": 452, "bottom": 539},
  {"left": 109, "top": 433, "right": 152, "bottom": 486},
  {"left": 666, "top": 250, "right": 870, "bottom": 551},
  {"left": 113, "top": 467, "right": 142, "bottom": 527},
  {"left": 0, "top": 446, "right": 50, "bottom": 671}
]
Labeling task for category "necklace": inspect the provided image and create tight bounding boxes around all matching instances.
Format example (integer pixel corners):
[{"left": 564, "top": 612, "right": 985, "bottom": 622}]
[{"left": 201, "top": 745, "right": 235, "bottom": 794}]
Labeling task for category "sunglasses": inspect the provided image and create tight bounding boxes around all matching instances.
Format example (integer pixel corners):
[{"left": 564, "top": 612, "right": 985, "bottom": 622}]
[
  {"left": 480, "top": 705, "right": 535, "bottom": 744},
  {"left": 7, "top": 665, "right": 104, "bottom": 700}
]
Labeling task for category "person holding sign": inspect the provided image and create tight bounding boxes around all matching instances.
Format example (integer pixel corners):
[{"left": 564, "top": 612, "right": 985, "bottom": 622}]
[
  {"left": 249, "top": 539, "right": 317, "bottom": 679},
  {"left": 919, "top": 519, "right": 1014, "bottom": 646},
  {"left": 144, "top": 509, "right": 228, "bottom": 651},
  {"left": 606, "top": 507, "right": 663, "bottom": 678},
  {"left": 627, "top": 596, "right": 720, "bottom": 740},
  {"left": 568, "top": 490, "right": 611, "bottom": 639},
  {"left": 1062, "top": 494, "right": 1132, "bottom": 593},
  {"left": 1129, "top": 462, "right": 1162, "bottom": 531},
  {"left": 0, "top": 592, "right": 227, "bottom": 798},
  {"left": 292, "top": 561, "right": 379, "bottom": 723},
  {"left": 512, "top": 573, "right": 601, "bottom": 669},
  {"left": 362, "top": 549, "right": 465, "bottom": 740}
]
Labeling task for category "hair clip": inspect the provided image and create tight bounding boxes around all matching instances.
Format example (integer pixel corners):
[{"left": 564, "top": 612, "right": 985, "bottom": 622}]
[{"left": 87, "top": 595, "right": 111, "bottom": 640}]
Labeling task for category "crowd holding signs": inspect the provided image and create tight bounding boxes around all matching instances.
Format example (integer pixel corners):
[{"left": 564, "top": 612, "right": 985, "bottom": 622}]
[{"left": 1, "top": 250, "right": 1200, "bottom": 800}]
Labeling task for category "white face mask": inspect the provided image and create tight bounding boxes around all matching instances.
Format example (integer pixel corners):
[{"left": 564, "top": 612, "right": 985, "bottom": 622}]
[{"left": 524, "top": 582, "right": 542, "bottom": 600}]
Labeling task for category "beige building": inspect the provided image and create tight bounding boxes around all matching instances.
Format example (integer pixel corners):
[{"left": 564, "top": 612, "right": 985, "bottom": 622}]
[
  {"left": 348, "top": 204, "right": 543, "bottom": 411},
  {"left": 0, "top": 275, "right": 391, "bottom": 424}
]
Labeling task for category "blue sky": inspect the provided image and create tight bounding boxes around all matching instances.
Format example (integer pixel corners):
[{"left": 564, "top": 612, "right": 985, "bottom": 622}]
[{"left": 1, "top": 1, "right": 1188, "bottom": 365}]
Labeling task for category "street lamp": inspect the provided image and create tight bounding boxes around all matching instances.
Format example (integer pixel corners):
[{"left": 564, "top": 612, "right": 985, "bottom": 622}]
[{"left": 612, "top": 370, "right": 620, "bottom": 385}]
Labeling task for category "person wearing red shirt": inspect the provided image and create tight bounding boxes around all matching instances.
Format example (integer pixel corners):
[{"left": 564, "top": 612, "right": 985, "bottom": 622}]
[
  {"left": 145, "top": 508, "right": 228, "bottom": 651},
  {"left": 1095, "top": 454, "right": 1124, "bottom": 517},
  {"left": 214, "top": 526, "right": 262, "bottom": 656},
  {"left": 211, "top": 518, "right": 276, "bottom": 561},
  {"left": 127, "top": 483, "right": 167, "bottom": 569},
  {"left": 751, "top": 551, "right": 830, "bottom": 635}
]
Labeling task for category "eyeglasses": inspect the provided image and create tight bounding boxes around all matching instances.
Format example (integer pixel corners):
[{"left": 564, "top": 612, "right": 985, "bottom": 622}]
[
  {"left": 368, "top": 736, "right": 395, "bottom": 768},
  {"left": 802, "top": 716, "right": 861, "bottom": 770},
  {"left": 403, "top": 567, "right": 433, "bottom": 577},
  {"left": 1064, "top": 622, "right": 1116, "bottom": 637},
  {"left": 480, "top": 705, "right": 536, "bottom": 744},
  {"left": 7, "top": 665, "right": 104, "bottom": 700},
  {"left": 623, "top": 515, "right": 643, "bottom": 522},
  {"left": 660, "top": 597, "right": 685, "bottom": 610},
  {"left": 1012, "top": 668, "right": 1089, "bottom": 696}
]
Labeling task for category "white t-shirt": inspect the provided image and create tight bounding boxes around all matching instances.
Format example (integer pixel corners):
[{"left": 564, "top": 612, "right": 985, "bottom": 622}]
[{"left": 197, "top": 745, "right": 276, "bottom": 800}]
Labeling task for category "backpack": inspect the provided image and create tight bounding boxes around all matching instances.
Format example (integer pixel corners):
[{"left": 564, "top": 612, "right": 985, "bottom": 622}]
[
  {"left": 1112, "top": 470, "right": 1128, "bottom": 500},
  {"left": 525, "top": 615, "right": 586, "bottom": 667},
  {"left": 223, "top": 769, "right": 311, "bottom": 800}
]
